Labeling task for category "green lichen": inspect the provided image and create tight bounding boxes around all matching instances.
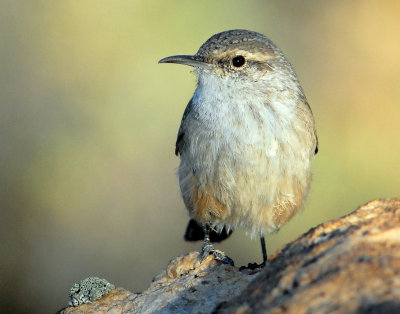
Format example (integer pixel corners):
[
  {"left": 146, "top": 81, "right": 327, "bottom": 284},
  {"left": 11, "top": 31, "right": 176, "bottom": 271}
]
[{"left": 69, "top": 277, "right": 115, "bottom": 306}]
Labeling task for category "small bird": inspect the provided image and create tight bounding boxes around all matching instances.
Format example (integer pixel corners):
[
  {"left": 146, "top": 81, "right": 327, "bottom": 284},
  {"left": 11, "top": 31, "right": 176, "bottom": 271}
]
[{"left": 159, "top": 29, "right": 318, "bottom": 266}]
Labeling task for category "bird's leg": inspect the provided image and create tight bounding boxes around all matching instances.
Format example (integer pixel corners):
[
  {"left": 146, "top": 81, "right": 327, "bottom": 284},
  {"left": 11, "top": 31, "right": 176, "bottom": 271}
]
[
  {"left": 260, "top": 236, "right": 268, "bottom": 266},
  {"left": 242, "top": 236, "right": 267, "bottom": 270},
  {"left": 200, "top": 225, "right": 234, "bottom": 266},
  {"left": 200, "top": 225, "right": 213, "bottom": 261}
]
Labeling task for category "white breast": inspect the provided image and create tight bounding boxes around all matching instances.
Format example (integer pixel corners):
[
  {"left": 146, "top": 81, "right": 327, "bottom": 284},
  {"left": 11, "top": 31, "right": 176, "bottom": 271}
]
[{"left": 178, "top": 70, "right": 314, "bottom": 235}]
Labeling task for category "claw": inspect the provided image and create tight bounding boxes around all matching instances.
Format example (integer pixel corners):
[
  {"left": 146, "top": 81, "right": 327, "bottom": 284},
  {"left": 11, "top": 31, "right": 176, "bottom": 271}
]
[
  {"left": 200, "top": 245, "right": 235, "bottom": 266},
  {"left": 199, "top": 225, "right": 234, "bottom": 266},
  {"left": 210, "top": 249, "right": 235, "bottom": 266},
  {"left": 200, "top": 241, "right": 214, "bottom": 263}
]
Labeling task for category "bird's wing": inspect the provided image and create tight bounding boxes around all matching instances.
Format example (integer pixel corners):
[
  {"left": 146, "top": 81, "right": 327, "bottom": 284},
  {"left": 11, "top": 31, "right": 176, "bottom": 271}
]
[
  {"left": 307, "top": 100, "right": 319, "bottom": 155},
  {"left": 299, "top": 92, "right": 319, "bottom": 155},
  {"left": 175, "top": 97, "right": 194, "bottom": 156}
]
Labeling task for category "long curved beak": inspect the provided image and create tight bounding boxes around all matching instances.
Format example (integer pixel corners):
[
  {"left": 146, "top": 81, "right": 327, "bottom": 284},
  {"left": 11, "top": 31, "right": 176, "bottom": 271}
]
[{"left": 158, "top": 55, "right": 210, "bottom": 69}]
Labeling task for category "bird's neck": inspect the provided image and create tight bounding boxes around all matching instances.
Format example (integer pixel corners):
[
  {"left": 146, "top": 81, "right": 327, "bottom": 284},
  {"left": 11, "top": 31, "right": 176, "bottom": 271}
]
[{"left": 192, "top": 70, "right": 301, "bottom": 130}]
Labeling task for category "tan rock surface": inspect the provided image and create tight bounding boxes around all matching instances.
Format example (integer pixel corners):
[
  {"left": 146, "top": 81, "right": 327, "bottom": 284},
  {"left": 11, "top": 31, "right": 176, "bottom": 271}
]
[
  {"left": 217, "top": 198, "right": 400, "bottom": 313},
  {"left": 58, "top": 252, "right": 260, "bottom": 314},
  {"left": 59, "top": 199, "right": 400, "bottom": 314}
]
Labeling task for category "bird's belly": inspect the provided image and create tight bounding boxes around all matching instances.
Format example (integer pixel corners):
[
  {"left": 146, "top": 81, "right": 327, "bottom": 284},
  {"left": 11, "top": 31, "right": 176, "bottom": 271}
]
[{"left": 178, "top": 124, "right": 312, "bottom": 236}]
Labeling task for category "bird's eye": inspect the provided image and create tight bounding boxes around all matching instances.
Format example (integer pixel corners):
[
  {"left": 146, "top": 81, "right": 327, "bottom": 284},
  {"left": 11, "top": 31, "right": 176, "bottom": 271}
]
[{"left": 232, "top": 55, "right": 245, "bottom": 67}]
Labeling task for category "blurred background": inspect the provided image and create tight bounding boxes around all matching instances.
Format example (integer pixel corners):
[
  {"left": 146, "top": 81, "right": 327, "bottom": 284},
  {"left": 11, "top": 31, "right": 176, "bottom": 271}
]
[{"left": 1, "top": 1, "right": 399, "bottom": 312}]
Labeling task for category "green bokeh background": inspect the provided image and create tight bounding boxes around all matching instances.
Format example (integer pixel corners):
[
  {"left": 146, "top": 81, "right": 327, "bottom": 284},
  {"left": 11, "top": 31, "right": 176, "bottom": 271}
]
[{"left": 1, "top": 1, "right": 399, "bottom": 312}]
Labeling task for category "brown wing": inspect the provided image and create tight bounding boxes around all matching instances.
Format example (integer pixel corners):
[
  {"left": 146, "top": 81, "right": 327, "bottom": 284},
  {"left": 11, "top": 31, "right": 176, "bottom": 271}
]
[
  {"left": 175, "top": 98, "right": 194, "bottom": 156},
  {"left": 299, "top": 91, "right": 318, "bottom": 155}
]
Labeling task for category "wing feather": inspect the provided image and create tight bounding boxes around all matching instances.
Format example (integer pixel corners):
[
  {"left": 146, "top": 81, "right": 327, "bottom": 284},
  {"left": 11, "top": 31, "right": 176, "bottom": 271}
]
[{"left": 175, "top": 98, "right": 194, "bottom": 156}]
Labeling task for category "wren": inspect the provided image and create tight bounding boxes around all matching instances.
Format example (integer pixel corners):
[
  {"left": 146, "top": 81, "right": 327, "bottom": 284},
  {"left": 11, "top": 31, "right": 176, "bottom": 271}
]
[{"left": 159, "top": 29, "right": 318, "bottom": 266}]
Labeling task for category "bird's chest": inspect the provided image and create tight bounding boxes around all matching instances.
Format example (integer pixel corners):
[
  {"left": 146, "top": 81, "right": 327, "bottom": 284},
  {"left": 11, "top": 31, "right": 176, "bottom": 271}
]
[{"left": 187, "top": 94, "right": 283, "bottom": 162}]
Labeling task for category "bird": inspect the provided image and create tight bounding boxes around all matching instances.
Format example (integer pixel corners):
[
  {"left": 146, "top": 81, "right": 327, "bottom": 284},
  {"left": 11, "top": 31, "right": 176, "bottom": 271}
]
[{"left": 159, "top": 29, "right": 318, "bottom": 267}]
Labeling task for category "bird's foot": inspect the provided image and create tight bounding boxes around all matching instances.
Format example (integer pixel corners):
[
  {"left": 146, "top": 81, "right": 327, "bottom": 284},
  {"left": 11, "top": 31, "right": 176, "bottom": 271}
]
[
  {"left": 239, "top": 261, "right": 266, "bottom": 271},
  {"left": 200, "top": 241, "right": 234, "bottom": 266}
]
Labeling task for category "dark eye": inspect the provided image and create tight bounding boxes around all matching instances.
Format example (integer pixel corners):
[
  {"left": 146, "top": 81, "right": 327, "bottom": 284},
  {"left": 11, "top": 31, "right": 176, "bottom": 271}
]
[{"left": 232, "top": 55, "right": 245, "bottom": 67}]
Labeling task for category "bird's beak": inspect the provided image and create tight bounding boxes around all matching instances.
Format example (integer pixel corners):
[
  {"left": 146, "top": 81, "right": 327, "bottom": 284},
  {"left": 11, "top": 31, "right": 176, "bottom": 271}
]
[{"left": 158, "top": 55, "right": 210, "bottom": 69}]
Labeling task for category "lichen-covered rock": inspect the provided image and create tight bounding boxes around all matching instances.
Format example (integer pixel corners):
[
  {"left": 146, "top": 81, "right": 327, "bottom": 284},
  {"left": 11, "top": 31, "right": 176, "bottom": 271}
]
[
  {"left": 58, "top": 287, "right": 134, "bottom": 314},
  {"left": 58, "top": 199, "right": 400, "bottom": 314},
  {"left": 68, "top": 277, "right": 115, "bottom": 306},
  {"left": 59, "top": 253, "right": 260, "bottom": 314}
]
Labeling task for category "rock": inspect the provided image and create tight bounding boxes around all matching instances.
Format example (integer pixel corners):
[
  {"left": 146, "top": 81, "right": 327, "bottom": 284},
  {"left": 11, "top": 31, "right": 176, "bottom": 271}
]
[
  {"left": 58, "top": 199, "right": 400, "bottom": 314},
  {"left": 58, "top": 253, "right": 259, "bottom": 314},
  {"left": 68, "top": 277, "right": 115, "bottom": 307},
  {"left": 57, "top": 287, "right": 134, "bottom": 314},
  {"left": 216, "top": 198, "right": 400, "bottom": 313}
]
